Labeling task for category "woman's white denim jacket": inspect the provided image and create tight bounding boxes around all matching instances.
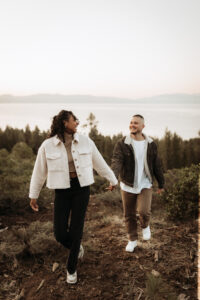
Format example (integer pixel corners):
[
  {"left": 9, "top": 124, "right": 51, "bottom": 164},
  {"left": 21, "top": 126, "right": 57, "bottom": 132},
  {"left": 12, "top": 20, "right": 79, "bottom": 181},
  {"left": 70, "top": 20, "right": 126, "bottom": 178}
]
[{"left": 29, "top": 133, "right": 118, "bottom": 199}]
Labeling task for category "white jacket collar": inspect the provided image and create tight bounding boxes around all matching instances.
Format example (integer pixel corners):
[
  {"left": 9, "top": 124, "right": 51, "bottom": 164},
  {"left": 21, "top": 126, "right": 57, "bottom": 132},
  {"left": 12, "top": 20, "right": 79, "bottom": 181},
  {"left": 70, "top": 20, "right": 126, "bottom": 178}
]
[
  {"left": 124, "top": 133, "right": 153, "bottom": 145},
  {"left": 52, "top": 133, "right": 79, "bottom": 146}
]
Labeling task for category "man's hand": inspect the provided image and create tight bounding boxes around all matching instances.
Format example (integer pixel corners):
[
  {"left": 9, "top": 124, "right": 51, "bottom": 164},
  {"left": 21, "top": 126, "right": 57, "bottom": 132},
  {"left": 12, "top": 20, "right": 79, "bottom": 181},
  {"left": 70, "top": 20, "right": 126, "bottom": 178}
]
[
  {"left": 156, "top": 188, "right": 165, "bottom": 195},
  {"left": 105, "top": 184, "right": 117, "bottom": 191},
  {"left": 30, "top": 199, "right": 39, "bottom": 212}
]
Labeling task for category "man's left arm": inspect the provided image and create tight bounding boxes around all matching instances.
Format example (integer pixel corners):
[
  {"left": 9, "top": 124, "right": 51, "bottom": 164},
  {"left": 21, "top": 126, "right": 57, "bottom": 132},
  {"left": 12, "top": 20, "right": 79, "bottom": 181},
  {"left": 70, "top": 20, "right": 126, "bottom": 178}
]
[{"left": 152, "top": 142, "right": 165, "bottom": 191}]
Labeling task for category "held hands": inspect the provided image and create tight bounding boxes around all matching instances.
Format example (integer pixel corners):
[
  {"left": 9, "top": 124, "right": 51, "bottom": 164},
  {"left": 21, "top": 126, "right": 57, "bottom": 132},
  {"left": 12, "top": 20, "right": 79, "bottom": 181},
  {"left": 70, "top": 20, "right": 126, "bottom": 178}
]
[
  {"left": 30, "top": 199, "right": 39, "bottom": 212},
  {"left": 105, "top": 184, "right": 117, "bottom": 191},
  {"left": 156, "top": 188, "right": 165, "bottom": 195}
]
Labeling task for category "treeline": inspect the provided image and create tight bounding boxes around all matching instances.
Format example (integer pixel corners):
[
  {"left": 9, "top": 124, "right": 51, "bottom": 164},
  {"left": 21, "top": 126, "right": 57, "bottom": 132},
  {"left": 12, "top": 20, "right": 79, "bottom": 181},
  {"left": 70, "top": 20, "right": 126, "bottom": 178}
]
[
  {"left": 91, "top": 129, "right": 200, "bottom": 171},
  {"left": 0, "top": 125, "right": 47, "bottom": 154},
  {"left": 0, "top": 113, "right": 199, "bottom": 171}
]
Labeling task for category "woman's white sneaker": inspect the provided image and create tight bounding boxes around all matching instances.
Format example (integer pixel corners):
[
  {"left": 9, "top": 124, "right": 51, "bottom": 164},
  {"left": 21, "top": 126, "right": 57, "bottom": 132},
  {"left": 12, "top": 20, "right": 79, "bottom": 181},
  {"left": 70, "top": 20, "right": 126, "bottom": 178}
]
[
  {"left": 125, "top": 240, "right": 137, "bottom": 252},
  {"left": 142, "top": 226, "right": 151, "bottom": 240},
  {"left": 66, "top": 271, "right": 77, "bottom": 284}
]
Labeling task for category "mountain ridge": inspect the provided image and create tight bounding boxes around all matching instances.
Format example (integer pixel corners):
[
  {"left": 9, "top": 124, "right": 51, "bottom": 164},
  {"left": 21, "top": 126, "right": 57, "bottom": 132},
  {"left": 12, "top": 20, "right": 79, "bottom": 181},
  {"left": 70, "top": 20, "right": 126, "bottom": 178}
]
[{"left": 0, "top": 93, "right": 199, "bottom": 104}]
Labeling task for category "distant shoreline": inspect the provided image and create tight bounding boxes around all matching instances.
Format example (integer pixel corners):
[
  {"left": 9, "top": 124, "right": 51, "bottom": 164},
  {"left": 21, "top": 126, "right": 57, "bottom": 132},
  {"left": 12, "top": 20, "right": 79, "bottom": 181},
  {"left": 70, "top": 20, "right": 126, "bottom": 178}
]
[{"left": 0, "top": 93, "right": 200, "bottom": 104}]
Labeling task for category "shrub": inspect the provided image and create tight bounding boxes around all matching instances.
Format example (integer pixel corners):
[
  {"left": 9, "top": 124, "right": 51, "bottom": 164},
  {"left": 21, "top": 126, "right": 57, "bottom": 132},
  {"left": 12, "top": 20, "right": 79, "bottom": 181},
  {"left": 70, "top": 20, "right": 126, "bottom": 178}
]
[
  {"left": 0, "top": 144, "right": 53, "bottom": 212},
  {"left": 0, "top": 231, "right": 26, "bottom": 258},
  {"left": 90, "top": 175, "right": 108, "bottom": 194},
  {"left": 25, "top": 221, "right": 58, "bottom": 254},
  {"left": 160, "top": 164, "right": 199, "bottom": 220},
  {"left": 11, "top": 142, "right": 33, "bottom": 159},
  {"left": 0, "top": 148, "right": 9, "bottom": 158},
  {"left": 95, "top": 189, "right": 121, "bottom": 206},
  {"left": 0, "top": 221, "right": 59, "bottom": 259},
  {"left": 145, "top": 273, "right": 176, "bottom": 300}
]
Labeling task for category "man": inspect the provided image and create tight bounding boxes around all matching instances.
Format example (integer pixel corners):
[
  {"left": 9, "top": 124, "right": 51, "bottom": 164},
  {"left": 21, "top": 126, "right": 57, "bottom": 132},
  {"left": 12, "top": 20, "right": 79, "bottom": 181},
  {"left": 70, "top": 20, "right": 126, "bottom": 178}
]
[{"left": 110, "top": 114, "right": 164, "bottom": 252}]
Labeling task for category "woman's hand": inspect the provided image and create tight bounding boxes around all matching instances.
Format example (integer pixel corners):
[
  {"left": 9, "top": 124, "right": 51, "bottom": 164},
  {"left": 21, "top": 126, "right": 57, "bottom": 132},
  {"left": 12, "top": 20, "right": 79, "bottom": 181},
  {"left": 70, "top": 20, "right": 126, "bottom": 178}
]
[
  {"left": 30, "top": 199, "right": 39, "bottom": 212},
  {"left": 105, "top": 184, "right": 117, "bottom": 191}
]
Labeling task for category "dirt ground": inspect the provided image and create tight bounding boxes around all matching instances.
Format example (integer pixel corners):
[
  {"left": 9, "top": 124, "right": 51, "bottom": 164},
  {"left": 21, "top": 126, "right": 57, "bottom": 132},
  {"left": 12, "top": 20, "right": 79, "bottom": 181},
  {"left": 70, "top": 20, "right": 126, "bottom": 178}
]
[{"left": 0, "top": 195, "right": 198, "bottom": 300}]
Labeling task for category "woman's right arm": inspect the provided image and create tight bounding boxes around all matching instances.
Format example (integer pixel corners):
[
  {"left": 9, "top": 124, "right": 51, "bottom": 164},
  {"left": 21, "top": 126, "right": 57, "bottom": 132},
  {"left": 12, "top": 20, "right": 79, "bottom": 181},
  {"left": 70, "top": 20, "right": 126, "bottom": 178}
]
[
  {"left": 30, "top": 198, "right": 39, "bottom": 211},
  {"left": 29, "top": 146, "right": 47, "bottom": 207}
]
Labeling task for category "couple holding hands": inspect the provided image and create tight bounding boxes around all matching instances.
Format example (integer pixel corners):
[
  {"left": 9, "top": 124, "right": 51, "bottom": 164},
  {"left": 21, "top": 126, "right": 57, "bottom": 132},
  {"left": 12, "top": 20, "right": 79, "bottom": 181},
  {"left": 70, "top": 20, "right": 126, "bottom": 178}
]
[{"left": 29, "top": 110, "right": 164, "bottom": 284}]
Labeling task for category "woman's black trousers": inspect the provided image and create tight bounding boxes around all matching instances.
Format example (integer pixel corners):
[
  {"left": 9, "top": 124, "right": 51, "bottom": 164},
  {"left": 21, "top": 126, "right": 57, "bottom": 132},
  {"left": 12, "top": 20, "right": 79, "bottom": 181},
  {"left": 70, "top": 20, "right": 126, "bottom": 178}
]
[{"left": 54, "top": 177, "right": 90, "bottom": 274}]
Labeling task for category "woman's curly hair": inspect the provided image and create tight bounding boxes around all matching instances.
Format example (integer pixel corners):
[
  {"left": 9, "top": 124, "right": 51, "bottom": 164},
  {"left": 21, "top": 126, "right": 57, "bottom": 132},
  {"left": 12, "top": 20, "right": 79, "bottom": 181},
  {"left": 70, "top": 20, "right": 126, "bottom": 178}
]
[{"left": 48, "top": 110, "right": 78, "bottom": 142}]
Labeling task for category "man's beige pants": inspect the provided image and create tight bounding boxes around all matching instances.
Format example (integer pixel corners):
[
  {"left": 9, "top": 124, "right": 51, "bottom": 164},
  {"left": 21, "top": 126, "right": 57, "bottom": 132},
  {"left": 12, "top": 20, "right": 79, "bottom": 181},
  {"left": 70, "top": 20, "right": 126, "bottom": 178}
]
[{"left": 121, "top": 188, "right": 152, "bottom": 241}]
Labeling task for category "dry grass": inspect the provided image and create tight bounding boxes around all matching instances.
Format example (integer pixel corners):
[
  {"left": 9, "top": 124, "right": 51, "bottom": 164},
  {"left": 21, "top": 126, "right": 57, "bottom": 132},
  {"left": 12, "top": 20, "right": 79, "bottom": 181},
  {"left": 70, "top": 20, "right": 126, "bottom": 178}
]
[
  {"left": 0, "top": 231, "right": 26, "bottom": 257},
  {"left": 0, "top": 221, "right": 59, "bottom": 258},
  {"left": 95, "top": 189, "right": 121, "bottom": 204},
  {"left": 145, "top": 273, "right": 177, "bottom": 300}
]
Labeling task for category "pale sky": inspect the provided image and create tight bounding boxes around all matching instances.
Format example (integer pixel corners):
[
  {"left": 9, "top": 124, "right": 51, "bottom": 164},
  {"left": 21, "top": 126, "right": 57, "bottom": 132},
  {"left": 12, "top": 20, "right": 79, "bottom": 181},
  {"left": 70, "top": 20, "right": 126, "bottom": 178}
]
[{"left": 0, "top": 0, "right": 199, "bottom": 98}]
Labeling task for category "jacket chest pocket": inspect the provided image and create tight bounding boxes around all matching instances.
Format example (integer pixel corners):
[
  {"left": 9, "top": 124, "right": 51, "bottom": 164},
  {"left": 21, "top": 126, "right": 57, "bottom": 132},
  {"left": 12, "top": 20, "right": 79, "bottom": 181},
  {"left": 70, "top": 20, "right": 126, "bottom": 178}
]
[
  {"left": 78, "top": 150, "right": 92, "bottom": 168},
  {"left": 46, "top": 153, "right": 64, "bottom": 171}
]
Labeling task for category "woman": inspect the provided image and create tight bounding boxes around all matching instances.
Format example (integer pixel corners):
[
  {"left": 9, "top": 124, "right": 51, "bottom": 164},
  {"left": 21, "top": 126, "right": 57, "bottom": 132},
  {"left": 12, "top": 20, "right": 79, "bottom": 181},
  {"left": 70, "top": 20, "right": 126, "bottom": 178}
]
[{"left": 29, "top": 110, "right": 117, "bottom": 284}]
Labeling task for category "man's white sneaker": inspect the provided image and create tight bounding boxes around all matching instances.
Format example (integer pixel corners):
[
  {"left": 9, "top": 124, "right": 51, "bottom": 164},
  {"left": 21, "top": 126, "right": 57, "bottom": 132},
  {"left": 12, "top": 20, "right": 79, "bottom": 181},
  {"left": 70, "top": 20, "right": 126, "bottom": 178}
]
[
  {"left": 125, "top": 240, "right": 137, "bottom": 252},
  {"left": 142, "top": 226, "right": 151, "bottom": 240},
  {"left": 78, "top": 244, "right": 84, "bottom": 259},
  {"left": 66, "top": 271, "right": 77, "bottom": 284}
]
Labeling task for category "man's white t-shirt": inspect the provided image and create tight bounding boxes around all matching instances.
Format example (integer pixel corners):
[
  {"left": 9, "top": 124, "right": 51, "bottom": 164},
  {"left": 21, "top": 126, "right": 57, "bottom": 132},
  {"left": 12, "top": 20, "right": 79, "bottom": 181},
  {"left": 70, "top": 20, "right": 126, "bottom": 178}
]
[{"left": 120, "top": 139, "right": 152, "bottom": 194}]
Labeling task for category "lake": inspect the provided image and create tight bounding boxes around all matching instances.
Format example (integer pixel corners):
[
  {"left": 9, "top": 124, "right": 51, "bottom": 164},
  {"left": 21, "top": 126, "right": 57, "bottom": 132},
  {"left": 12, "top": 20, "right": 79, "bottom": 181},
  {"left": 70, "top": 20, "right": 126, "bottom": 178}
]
[{"left": 0, "top": 102, "right": 199, "bottom": 139}]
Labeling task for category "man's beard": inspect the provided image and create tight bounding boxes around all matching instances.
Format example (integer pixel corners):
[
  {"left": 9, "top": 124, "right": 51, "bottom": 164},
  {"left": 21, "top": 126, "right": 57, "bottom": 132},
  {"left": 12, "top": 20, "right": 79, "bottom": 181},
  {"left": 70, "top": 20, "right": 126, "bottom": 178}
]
[{"left": 131, "top": 129, "right": 140, "bottom": 135}]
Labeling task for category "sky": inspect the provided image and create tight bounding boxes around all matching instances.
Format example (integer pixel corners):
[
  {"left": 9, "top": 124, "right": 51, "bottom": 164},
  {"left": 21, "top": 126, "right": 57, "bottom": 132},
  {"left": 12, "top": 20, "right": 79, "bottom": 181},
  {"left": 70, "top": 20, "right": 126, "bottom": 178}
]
[{"left": 0, "top": 0, "right": 200, "bottom": 98}]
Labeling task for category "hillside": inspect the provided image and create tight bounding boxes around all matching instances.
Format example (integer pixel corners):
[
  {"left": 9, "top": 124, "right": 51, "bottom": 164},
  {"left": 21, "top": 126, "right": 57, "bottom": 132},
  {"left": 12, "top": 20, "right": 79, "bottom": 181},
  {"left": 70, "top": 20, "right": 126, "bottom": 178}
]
[{"left": 0, "top": 193, "right": 197, "bottom": 300}]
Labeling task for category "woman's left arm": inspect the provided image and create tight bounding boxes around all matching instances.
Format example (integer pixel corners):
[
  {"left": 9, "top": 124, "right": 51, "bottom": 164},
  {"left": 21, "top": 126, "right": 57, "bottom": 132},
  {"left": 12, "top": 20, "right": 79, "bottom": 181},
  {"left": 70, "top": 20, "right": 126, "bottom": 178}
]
[{"left": 90, "top": 139, "right": 118, "bottom": 186}]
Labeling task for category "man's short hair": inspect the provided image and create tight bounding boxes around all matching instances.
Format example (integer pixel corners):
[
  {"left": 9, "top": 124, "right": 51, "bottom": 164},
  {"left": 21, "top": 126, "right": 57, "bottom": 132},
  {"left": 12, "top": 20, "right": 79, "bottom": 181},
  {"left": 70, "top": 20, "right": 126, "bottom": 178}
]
[{"left": 133, "top": 114, "right": 144, "bottom": 120}]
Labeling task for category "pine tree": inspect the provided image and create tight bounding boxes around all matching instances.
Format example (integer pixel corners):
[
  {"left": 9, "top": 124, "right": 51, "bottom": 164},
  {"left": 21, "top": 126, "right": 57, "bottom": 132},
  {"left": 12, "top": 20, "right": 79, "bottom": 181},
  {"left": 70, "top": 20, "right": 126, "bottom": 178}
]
[
  {"left": 24, "top": 124, "right": 32, "bottom": 146},
  {"left": 171, "top": 133, "right": 182, "bottom": 168}
]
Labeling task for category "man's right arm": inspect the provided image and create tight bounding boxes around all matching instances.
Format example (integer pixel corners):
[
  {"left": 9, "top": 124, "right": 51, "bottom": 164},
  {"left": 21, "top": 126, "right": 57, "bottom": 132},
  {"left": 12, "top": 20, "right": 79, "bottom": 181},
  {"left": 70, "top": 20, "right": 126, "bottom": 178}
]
[{"left": 111, "top": 141, "right": 124, "bottom": 180}]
